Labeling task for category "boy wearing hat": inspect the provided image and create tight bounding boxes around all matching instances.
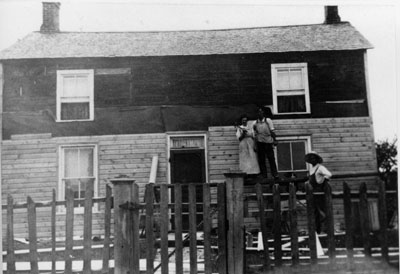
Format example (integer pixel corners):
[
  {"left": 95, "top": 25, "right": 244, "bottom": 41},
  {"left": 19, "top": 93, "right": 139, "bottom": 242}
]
[{"left": 305, "top": 151, "right": 332, "bottom": 234}]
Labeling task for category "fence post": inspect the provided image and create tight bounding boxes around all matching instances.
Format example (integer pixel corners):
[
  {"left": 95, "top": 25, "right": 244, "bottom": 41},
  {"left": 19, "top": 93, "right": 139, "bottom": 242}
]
[
  {"left": 224, "top": 172, "right": 245, "bottom": 274},
  {"left": 359, "top": 182, "right": 371, "bottom": 257},
  {"left": 110, "top": 178, "right": 138, "bottom": 274}
]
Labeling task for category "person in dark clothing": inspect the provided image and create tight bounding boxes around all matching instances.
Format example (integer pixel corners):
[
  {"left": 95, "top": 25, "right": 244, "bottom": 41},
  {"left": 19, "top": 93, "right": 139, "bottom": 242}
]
[
  {"left": 253, "top": 107, "right": 279, "bottom": 179},
  {"left": 305, "top": 151, "right": 332, "bottom": 234}
]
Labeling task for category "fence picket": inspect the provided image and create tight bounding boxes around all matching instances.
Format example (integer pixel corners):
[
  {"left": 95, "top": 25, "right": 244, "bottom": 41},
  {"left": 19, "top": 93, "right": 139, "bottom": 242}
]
[
  {"left": 7, "top": 195, "right": 16, "bottom": 274},
  {"left": 217, "top": 183, "right": 227, "bottom": 274},
  {"left": 146, "top": 183, "right": 155, "bottom": 274},
  {"left": 51, "top": 190, "right": 57, "bottom": 274},
  {"left": 203, "top": 183, "right": 212, "bottom": 274},
  {"left": 288, "top": 183, "right": 299, "bottom": 266},
  {"left": 273, "top": 184, "right": 282, "bottom": 267},
  {"left": 378, "top": 180, "right": 389, "bottom": 262},
  {"left": 83, "top": 180, "right": 94, "bottom": 274},
  {"left": 359, "top": 182, "right": 371, "bottom": 256},
  {"left": 132, "top": 183, "right": 140, "bottom": 274},
  {"left": 189, "top": 183, "right": 198, "bottom": 274},
  {"left": 343, "top": 182, "right": 354, "bottom": 269},
  {"left": 102, "top": 184, "right": 112, "bottom": 273},
  {"left": 65, "top": 183, "right": 75, "bottom": 274},
  {"left": 27, "top": 196, "right": 39, "bottom": 274},
  {"left": 255, "top": 183, "right": 271, "bottom": 269},
  {"left": 305, "top": 182, "right": 317, "bottom": 264},
  {"left": 160, "top": 184, "right": 169, "bottom": 274},
  {"left": 174, "top": 184, "right": 183, "bottom": 274},
  {"left": 324, "top": 183, "right": 336, "bottom": 266}
]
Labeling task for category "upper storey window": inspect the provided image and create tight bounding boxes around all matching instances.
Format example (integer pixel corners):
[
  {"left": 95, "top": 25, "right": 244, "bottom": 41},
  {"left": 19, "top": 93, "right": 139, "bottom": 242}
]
[
  {"left": 57, "top": 70, "right": 94, "bottom": 122},
  {"left": 271, "top": 63, "right": 310, "bottom": 114}
]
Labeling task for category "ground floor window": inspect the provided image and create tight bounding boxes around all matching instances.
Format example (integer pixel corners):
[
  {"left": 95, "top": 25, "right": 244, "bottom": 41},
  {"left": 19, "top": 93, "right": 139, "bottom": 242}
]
[
  {"left": 275, "top": 136, "right": 310, "bottom": 179},
  {"left": 58, "top": 145, "right": 98, "bottom": 213}
]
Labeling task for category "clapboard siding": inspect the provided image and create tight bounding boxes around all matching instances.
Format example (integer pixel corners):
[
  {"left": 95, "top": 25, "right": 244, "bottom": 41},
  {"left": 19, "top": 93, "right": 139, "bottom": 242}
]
[
  {"left": 2, "top": 132, "right": 168, "bottom": 238},
  {"left": 208, "top": 116, "right": 377, "bottom": 230}
]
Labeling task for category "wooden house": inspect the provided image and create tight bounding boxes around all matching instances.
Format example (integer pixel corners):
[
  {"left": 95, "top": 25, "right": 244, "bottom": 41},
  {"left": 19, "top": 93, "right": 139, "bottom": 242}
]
[{"left": 0, "top": 3, "right": 377, "bottom": 238}]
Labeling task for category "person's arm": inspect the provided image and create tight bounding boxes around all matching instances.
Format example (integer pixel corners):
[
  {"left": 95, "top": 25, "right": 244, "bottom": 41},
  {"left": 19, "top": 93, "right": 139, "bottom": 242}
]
[
  {"left": 317, "top": 165, "right": 332, "bottom": 181},
  {"left": 236, "top": 128, "right": 245, "bottom": 141}
]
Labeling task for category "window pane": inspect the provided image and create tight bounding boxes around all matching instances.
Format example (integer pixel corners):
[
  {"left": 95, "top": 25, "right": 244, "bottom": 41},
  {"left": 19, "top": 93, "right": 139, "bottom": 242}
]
[
  {"left": 276, "top": 69, "right": 290, "bottom": 90},
  {"left": 277, "top": 142, "right": 291, "bottom": 171},
  {"left": 277, "top": 95, "right": 306, "bottom": 113},
  {"left": 64, "top": 149, "right": 79, "bottom": 178},
  {"left": 79, "top": 148, "right": 94, "bottom": 177},
  {"left": 289, "top": 69, "right": 303, "bottom": 90},
  {"left": 62, "top": 76, "right": 77, "bottom": 97},
  {"left": 61, "top": 102, "right": 90, "bottom": 120},
  {"left": 292, "top": 142, "right": 307, "bottom": 170},
  {"left": 75, "top": 76, "right": 89, "bottom": 96}
]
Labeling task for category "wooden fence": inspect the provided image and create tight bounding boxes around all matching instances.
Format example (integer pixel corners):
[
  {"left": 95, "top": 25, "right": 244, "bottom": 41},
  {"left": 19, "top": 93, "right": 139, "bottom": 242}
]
[{"left": 2, "top": 173, "right": 398, "bottom": 274}]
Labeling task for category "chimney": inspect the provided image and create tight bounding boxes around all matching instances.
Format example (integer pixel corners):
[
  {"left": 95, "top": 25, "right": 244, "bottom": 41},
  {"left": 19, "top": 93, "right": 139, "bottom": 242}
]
[
  {"left": 324, "top": 6, "right": 341, "bottom": 24},
  {"left": 40, "top": 2, "right": 60, "bottom": 32}
]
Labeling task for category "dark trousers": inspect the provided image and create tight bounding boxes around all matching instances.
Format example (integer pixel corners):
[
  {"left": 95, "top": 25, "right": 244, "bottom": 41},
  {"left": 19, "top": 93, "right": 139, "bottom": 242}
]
[
  {"left": 256, "top": 142, "right": 278, "bottom": 177},
  {"left": 312, "top": 182, "right": 327, "bottom": 233}
]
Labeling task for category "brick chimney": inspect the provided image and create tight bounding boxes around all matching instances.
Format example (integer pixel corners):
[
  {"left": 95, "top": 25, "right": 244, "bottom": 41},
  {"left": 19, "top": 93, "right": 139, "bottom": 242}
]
[
  {"left": 324, "top": 6, "right": 341, "bottom": 24},
  {"left": 40, "top": 2, "right": 60, "bottom": 32}
]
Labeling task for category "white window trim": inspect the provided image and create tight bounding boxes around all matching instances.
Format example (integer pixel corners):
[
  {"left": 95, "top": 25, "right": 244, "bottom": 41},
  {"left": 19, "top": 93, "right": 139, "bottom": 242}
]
[
  {"left": 275, "top": 136, "right": 311, "bottom": 173},
  {"left": 56, "top": 69, "right": 94, "bottom": 122},
  {"left": 58, "top": 144, "right": 98, "bottom": 214},
  {"left": 271, "top": 63, "right": 311, "bottom": 115},
  {"left": 166, "top": 133, "right": 208, "bottom": 185}
]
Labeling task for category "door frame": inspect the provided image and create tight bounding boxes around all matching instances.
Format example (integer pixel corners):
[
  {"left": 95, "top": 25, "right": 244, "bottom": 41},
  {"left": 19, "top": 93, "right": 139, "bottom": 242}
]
[{"left": 167, "top": 132, "right": 208, "bottom": 185}]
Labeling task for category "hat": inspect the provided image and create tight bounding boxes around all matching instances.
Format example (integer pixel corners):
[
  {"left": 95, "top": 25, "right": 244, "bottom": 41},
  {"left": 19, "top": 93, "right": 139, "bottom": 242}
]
[{"left": 304, "top": 151, "right": 323, "bottom": 164}]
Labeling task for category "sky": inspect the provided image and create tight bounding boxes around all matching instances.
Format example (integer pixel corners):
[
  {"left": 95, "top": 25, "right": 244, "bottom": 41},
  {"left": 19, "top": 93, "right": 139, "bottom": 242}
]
[{"left": 0, "top": 0, "right": 398, "bottom": 142}]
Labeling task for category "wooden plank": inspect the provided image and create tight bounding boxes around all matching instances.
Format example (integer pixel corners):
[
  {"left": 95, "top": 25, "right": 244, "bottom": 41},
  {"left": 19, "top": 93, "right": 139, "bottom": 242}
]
[
  {"left": 95, "top": 68, "right": 131, "bottom": 75},
  {"left": 203, "top": 184, "right": 212, "bottom": 274},
  {"left": 255, "top": 183, "right": 271, "bottom": 269},
  {"left": 305, "top": 182, "right": 317, "bottom": 264},
  {"left": 83, "top": 180, "right": 94, "bottom": 274},
  {"left": 102, "top": 184, "right": 112, "bottom": 274},
  {"left": 146, "top": 183, "right": 155, "bottom": 274},
  {"left": 6, "top": 195, "right": 16, "bottom": 274},
  {"left": 324, "top": 183, "right": 336, "bottom": 266},
  {"left": 343, "top": 182, "right": 354, "bottom": 268},
  {"left": 378, "top": 180, "right": 389, "bottom": 262},
  {"left": 132, "top": 183, "right": 140, "bottom": 274},
  {"left": 217, "top": 183, "right": 227, "bottom": 274},
  {"left": 189, "top": 183, "right": 198, "bottom": 274},
  {"left": 359, "top": 182, "right": 371, "bottom": 257},
  {"left": 174, "top": 184, "right": 184, "bottom": 274},
  {"left": 288, "top": 183, "right": 299, "bottom": 266},
  {"left": 160, "top": 184, "right": 169, "bottom": 274},
  {"left": 27, "top": 196, "right": 39, "bottom": 274},
  {"left": 51, "top": 190, "right": 56, "bottom": 274},
  {"left": 273, "top": 184, "right": 282, "bottom": 267},
  {"left": 65, "top": 183, "right": 75, "bottom": 274}
]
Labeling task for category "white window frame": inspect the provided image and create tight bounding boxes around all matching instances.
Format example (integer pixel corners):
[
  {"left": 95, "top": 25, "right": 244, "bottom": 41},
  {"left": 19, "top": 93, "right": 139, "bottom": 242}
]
[
  {"left": 166, "top": 132, "right": 208, "bottom": 185},
  {"left": 56, "top": 69, "right": 94, "bottom": 122},
  {"left": 58, "top": 144, "right": 98, "bottom": 213},
  {"left": 275, "top": 136, "right": 311, "bottom": 173},
  {"left": 271, "top": 63, "right": 310, "bottom": 115}
]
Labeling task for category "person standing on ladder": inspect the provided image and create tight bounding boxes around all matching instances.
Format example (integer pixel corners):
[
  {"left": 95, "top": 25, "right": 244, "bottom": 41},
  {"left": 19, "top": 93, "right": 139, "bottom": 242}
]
[{"left": 253, "top": 106, "right": 279, "bottom": 180}]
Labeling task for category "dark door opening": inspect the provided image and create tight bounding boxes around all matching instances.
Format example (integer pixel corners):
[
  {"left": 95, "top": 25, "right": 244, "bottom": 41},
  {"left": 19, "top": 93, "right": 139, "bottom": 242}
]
[{"left": 170, "top": 149, "right": 206, "bottom": 231}]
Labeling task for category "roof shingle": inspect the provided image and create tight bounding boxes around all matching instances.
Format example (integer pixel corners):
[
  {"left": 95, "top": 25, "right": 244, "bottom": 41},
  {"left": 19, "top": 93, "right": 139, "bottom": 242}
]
[{"left": 0, "top": 22, "right": 372, "bottom": 60}]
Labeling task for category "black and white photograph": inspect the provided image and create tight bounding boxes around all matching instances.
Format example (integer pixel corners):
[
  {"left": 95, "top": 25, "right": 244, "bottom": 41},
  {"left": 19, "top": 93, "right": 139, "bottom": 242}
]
[{"left": 0, "top": 0, "right": 398, "bottom": 273}]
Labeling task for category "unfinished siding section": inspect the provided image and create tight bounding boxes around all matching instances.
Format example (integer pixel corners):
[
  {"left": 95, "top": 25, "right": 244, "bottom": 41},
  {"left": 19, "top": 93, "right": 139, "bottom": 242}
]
[
  {"left": 208, "top": 116, "right": 378, "bottom": 230},
  {"left": 1, "top": 133, "right": 167, "bottom": 239}
]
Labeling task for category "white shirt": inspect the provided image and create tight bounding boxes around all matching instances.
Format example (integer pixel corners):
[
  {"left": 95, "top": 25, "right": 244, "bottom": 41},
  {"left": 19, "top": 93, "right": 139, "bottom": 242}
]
[{"left": 309, "top": 164, "right": 332, "bottom": 184}]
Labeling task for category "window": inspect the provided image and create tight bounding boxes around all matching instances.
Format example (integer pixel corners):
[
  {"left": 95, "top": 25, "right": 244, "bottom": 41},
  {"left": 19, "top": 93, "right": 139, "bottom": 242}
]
[
  {"left": 57, "top": 70, "right": 94, "bottom": 121},
  {"left": 275, "top": 137, "right": 310, "bottom": 178},
  {"left": 59, "top": 145, "right": 98, "bottom": 212},
  {"left": 271, "top": 63, "right": 310, "bottom": 114}
]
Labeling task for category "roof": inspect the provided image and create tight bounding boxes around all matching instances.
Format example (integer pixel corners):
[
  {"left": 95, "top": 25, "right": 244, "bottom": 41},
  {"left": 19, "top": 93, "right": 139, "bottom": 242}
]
[{"left": 0, "top": 22, "right": 372, "bottom": 60}]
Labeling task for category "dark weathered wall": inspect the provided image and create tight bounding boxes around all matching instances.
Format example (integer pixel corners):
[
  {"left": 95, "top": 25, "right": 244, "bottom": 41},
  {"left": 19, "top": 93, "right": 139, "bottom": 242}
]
[{"left": 2, "top": 50, "right": 369, "bottom": 138}]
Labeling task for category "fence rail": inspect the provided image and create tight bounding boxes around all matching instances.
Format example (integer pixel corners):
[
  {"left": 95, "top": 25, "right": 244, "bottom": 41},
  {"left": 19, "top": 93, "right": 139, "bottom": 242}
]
[{"left": 2, "top": 172, "right": 398, "bottom": 274}]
